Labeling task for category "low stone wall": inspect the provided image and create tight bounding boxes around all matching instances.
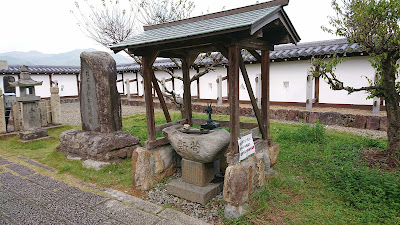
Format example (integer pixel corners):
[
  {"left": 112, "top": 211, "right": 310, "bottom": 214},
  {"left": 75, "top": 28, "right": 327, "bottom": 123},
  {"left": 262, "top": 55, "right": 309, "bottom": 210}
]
[{"left": 121, "top": 99, "right": 388, "bottom": 131}]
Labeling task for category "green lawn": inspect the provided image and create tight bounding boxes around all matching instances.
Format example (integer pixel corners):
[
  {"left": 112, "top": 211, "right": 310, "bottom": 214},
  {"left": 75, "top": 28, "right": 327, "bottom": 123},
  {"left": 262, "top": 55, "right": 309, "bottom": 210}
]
[{"left": 0, "top": 112, "right": 398, "bottom": 224}]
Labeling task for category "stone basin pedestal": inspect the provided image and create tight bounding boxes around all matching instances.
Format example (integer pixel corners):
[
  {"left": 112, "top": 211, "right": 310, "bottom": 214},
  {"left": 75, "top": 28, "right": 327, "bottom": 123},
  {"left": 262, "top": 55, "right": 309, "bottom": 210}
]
[{"left": 164, "top": 125, "right": 229, "bottom": 205}]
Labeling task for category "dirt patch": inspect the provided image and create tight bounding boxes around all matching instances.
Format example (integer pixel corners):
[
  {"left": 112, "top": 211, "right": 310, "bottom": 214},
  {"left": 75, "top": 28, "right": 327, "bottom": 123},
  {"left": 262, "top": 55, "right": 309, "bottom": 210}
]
[{"left": 362, "top": 150, "right": 399, "bottom": 171}]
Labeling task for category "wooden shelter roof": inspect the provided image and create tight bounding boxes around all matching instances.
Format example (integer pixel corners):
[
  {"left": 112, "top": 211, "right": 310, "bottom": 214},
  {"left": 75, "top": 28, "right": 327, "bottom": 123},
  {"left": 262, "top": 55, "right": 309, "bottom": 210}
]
[{"left": 110, "top": 0, "right": 300, "bottom": 57}]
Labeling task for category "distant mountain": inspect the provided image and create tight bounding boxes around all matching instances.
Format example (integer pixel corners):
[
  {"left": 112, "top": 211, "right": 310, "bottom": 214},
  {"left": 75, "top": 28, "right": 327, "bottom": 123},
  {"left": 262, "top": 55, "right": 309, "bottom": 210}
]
[{"left": 0, "top": 49, "right": 134, "bottom": 66}]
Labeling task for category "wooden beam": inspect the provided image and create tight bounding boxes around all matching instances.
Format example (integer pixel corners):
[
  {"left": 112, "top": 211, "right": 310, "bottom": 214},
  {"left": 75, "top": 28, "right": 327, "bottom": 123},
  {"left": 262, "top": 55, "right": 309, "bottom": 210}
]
[
  {"left": 314, "top": 74, "right": 320, "bottom": 105},
  {"left": 192, "top": 118, "right": 258, "bottom": 130},
  {"left": 155, "top": 119, "right": 186, "bottom": 133},
  {"left": 248, "top": 50, "right": 261, "bottom": 62},
  {"left": 143, "top": 51, "right": 159, "bottom": 142},
  {"left": 233, "top": 38, "right": 274, "bottom": 51},
  {"left": 145, "top": 137, "right": 170, "bottom": 150},
  {"left": 239, "top": 55, "right": 267, "bottom": 139},
  {"left": 228, "top": 45, "right": 241, "bottom": 164},
  {"left": 151, "top": 71, "right": 172, "bottom": 123},
  {"left": 261, "top": 50, "right": 270, "bottom": 141},
  {"left": 135, "top": 72, "right": 139, "bottom": 95},
  {"left": 181, "top": 55, "right": 196, "bottom": 125}
]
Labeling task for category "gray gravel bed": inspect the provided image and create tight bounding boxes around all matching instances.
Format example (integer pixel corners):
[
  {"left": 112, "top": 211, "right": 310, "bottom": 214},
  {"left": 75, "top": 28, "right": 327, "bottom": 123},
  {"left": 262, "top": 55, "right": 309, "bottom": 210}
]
[{"left": 272, "top": 119, "right": 387, "bottom": 139}]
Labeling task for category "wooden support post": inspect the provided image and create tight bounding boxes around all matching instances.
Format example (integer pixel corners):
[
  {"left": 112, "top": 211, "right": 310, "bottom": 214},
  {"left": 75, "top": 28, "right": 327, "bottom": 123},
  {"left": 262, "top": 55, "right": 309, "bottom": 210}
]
[
  {"left": 135, "top": 72, "right": 139, "bottom": 95},
  {"left": 255, "top": 74, "right": 261, "bottom": 108},
  {"left": 228, "top": 45, "right": 241, "bottom": 164},
  {"left": 121, "top": 72, "right": 125, "bottom": 94},
  {"left": 181, "top": 56, "right": 195, "bottom": 125},
  {"left": 314, "top": 76, "right": 319, "bottom": 106},
  {"left": 125, "top": 79, "right": 131, "bottom": 99},
  {"left": 261, "top": 50, "right": 270, "bottom": 140},
  {"left": 306, "top": 71, "right": 313, "bottom": 110},
  {"left": 239, "top": 56, "right": 266, "bottom": 139},
  {"left": 216, "top": 75, "right": 223, "bottom": 105},
  {"left": 143, "top": 51, "right": 158, "bottom": 142},
  {"left": 152, "top": 71, "right": 172, "bottom": 123},
  {"left": 161, "top": 77, "right": 167, "bottom": 102},
  {"left": 76, "top": 74, "right": 80, "bottom": 94}
]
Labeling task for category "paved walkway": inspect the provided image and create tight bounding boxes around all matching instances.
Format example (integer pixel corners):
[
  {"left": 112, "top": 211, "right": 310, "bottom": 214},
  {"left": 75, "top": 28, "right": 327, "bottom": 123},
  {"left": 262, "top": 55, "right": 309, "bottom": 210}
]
[{"left": 0, "top": 156, "right": 210, "bottom": 225}]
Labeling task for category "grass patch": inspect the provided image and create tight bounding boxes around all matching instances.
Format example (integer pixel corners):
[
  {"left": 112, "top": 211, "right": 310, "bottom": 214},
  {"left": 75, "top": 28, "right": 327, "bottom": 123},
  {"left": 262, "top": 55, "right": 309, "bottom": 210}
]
[
  {"left": 1, "top": 112, "right": 399, "bottom": 224},
  {"left": 230, "top": 122, "right": 399, "bottom": 224}
]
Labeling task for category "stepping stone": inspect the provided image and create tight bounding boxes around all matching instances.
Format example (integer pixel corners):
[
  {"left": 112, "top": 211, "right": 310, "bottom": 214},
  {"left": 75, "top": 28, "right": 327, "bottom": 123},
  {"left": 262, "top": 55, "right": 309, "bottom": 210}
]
[
  {"left": 158, "top": 208, "right": 211, "bottom": 225},
  {"left": 104, "top": 189, "right": 163, "bottom": 214}
]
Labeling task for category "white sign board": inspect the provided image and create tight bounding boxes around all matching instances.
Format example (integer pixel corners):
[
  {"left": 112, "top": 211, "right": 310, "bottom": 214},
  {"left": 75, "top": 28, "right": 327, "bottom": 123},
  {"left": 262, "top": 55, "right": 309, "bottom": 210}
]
[
  {"left": 239, "top": 133, "right": 255, "bottom": 162},
  {"left": 0, "top": 60, "right": 8, "bottom": 70}
]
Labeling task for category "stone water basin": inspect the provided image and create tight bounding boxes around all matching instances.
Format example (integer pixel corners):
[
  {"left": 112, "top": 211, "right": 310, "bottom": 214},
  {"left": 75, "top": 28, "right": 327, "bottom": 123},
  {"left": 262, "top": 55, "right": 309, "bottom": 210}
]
[{"left": 163, "top": 125, "right": 230, "bottom": 163}]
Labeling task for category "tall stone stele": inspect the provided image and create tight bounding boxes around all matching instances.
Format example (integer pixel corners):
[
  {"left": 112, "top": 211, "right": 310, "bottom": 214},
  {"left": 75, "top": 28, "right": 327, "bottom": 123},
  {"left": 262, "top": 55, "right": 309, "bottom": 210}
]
[
  {"left": 9, "top": 66, "right": 49, "bottom": 140},
  {"left": 57, "top": 52, "right": 140, "bottom": 162}
]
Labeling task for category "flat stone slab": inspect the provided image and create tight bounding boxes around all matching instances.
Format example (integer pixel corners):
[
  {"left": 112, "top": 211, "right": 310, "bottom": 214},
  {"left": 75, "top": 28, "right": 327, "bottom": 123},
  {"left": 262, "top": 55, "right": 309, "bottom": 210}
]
[
  {"left": 94, "top": 200, "right": 161, "bottom": 225},
  {"left": 82, "top": 159, "right": 110, "bottom": 170},
  {"left": 19, "top": 128, "right": 49, "bottom": 141},
  {"left": 104, "top": 189, "right": 163, "bottom": 214},
  {"left": 57, "top": 129, "right": 139, "bottom": 162},
  {"left": 166, "top": 178, "right": 223, "bottom": 205},
  {"left": 158, "top": 208, "right": 211, "bottom": 225}
]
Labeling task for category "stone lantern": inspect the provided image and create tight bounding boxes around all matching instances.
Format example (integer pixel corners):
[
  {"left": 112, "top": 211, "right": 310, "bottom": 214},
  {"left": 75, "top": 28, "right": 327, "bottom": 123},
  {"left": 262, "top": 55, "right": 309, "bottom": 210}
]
[{"left": 10, "top": 66, "right": 48, "bottom": 140}]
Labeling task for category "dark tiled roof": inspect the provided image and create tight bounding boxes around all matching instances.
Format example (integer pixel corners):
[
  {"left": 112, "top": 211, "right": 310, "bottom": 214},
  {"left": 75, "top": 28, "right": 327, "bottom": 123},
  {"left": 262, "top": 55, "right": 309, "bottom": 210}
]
[
  {"left": 111, "top": 5, "right": 281, "bottom": 51},
  {"left": 0, "top": 39, "right": 364, "bottom": 75}
]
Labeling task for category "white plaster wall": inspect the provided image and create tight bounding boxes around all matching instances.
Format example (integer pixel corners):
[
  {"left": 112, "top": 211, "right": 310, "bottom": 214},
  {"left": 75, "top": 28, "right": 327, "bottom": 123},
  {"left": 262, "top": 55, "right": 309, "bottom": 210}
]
[
  {"left": 319, "top": 56, "right": 375, "bottom": 105},
  {"left": 269, "top": 60, "right": 310, "bottom": 103},
  {"left": 121, "top": 72, "right": 139, "bottom": 95},
  {"left": 30, "top": 75, "right": 51, "bottom": 98},
  {"left": 198, "top": 67, "right": 228, "bottom": 100},
  {"left": 53, "top": 74, "right": 78, "bottom": 97}
]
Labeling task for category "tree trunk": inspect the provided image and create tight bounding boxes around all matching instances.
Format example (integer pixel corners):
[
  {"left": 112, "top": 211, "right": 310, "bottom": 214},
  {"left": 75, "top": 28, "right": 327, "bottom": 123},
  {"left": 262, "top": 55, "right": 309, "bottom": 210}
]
[{"left": 381, "top": 54, "right": 400, "bottom": 165}]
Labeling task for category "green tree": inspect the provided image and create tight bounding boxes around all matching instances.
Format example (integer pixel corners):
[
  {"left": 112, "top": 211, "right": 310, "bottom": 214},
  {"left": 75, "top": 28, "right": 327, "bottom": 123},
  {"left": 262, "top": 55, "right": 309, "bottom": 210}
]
[{"left": 311, "top": 0, "right": 400, "bottom": 166}]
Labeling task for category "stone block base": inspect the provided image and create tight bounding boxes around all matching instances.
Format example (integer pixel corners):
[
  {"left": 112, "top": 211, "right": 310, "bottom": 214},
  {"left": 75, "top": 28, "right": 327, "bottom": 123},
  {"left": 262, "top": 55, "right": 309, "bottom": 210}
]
[
  {"left": 19, "top": 128, "right": 48, "bottom": 141},
  {"left": 56, "top": 129, "right": 140, "bottom": 162},
  {"left": 132, "top": 145, "right": 178, "bottom": 191},
  {"left": 223, "top": 142, "right": 279, "bottom": 219},
  {"left": 166, "top": 178, "right": 223, "bottom": 205},
  {"left": 182, "top": 159, "right": 214, "bottom": 186}
]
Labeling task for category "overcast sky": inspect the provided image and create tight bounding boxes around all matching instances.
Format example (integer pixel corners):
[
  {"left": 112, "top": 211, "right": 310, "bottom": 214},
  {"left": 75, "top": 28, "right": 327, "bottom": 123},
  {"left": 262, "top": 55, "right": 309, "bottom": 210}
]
[{"left": 0, "top": 0, "right": 339, "bottom": 54}]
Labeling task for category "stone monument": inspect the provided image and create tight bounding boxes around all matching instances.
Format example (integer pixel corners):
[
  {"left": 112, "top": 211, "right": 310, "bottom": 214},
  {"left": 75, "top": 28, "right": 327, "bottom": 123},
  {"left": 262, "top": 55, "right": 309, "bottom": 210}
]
[
  {"left": 9, "top": 66, "right": 49, "bottom": 141},
  {"left": 57, "top": 52, "right": 140, "bottom": 164}
]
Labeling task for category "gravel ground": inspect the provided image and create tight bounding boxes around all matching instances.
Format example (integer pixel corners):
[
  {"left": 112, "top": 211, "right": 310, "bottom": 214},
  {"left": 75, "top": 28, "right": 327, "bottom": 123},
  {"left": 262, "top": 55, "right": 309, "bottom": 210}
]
[{"left": 143, "top": 170, "right": 224, "bottom": 224}]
